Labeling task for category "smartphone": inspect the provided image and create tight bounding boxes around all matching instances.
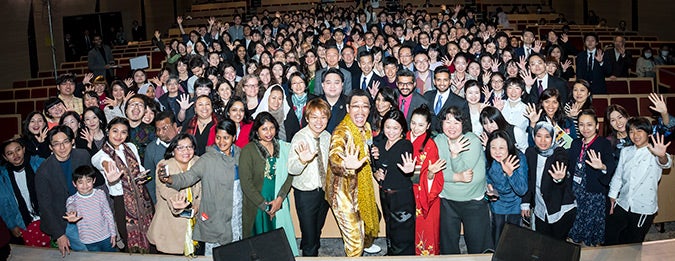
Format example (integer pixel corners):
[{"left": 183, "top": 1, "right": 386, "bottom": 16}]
[
  {"left": 161, "top": 165, "right": 170, "bottom": 179},
  {"left": 179, "top": 209, "right": 194, "bottom": 219}
]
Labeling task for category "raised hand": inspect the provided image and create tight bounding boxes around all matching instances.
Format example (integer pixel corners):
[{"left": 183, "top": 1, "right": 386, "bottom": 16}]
[
  {"left": 427, "top": 159, "right": 447, "bottom": 175},
  {"left": 82, "top": 73, "right": 94, "bottom": 85},
  {"left": 451, "top": 76, "right": 466, "bottom": 94},
  {"left": 124, "top": 91, "right": 135, "bottom": 103},
  {"left": 493, "top": 98, "right": 505, "bottom": 111},
  {"left": 368, "top": 80, "right": 381, "bottom": 98},
  {"left": 648, "top": 93, "right": 668, "bottom": 116},
  {"left": 164, "top": 45, "right": 172, "bottom": 55},
  {"left": 584, "top": 149, "right": 605, "bottom": 170},
  {"left": 397, "top": 152, "right": 416, "bottom": 174},
  {"left": 176, "top": 16, "right": 183, "bottom": 25},
  {"left": 339, "top": 139, "right": 367, "bottom": 170},
  {"left": 123, "top": 78, "right": 133, "bottom": 88},
  {"left": 154, "top": 30, "right": 161, "bottom": 39},
  {"left": 103, "top": 161, "right": 123, "bottom": 184},
  {"left": 449, "top": 136, "right": 471, "bottom": 158},
  {"left": 548, "top": 161, "right": 567, "bottom": 181},
  {"left": 150, "top": 76, "right": 162, "bottom": 86},
  {"left": 294, "top": 141, "right": 317, "bottom": 164},
  {"left": 80, "top": 128, "right": 94, "bottom": 149},
  {"left": 502, "top": 155, "right": 521, "bottom": 177},
  {"left": 62, "top": 211, "right": 82, "bottom": 223},
  {"left": 558, "top": 60, "right": 570, "bottom": 72},
  {"left": 595, "top": 49, "right": 604, "bottom": 62},
  {"left": 208, "top": 16, "right": 215, "bottom": 26},
  {"left": 561, "top": 33, "right": 569, "bottom": 43},
  {"left": 567, "top": 102, "right": 583, "bottom": 118},
  {"left": 517, "top": 55, "right": 527, "bottom": 71},
  {"left": 168, "top": 192, "right": 190, "bottom": 210},
  {"left": 103, "top": 97, "right": 117, "bottom": 107},
  {"left": 491, "top": 58, "right": 502, "bottom": 72},
  {"left": 647, "top": 133, "right": 671, "bottom": 158},
  {"left": 519, "top": 69, "right": 535, "bottom": 87},
  {"left": 481, "top": 84, "right": 493, "bottom": 99},
  {"left": 533, "top": 40, "right": 543, "bottom": 53},
  {"left": 36, "top": 128, "right": 48, "bottom": 143},
  {"left": 524, "top": 103, "right": 543, "bottom": 127},
  {"left": 177, "top": 94, "right": 194, "bottom": 110},
  {"left": 478, "top": 132, "right": 489, "bottom": 148},
  {"left": 482, "top": 71, "right": 493, "bottom": 87}
]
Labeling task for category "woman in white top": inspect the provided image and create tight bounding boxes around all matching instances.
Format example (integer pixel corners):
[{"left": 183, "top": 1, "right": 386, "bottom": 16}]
[
  {"left": 463, "top": 80, "right": 485, "bottom": 136},
  {"left": 91, "top": 117, "right": 154, "bottom": 253},
  {"left": 605, "top": 117, "right": 672, "bottom": 245}
]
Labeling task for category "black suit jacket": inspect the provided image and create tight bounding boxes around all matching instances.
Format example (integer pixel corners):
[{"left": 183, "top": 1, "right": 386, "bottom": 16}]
[
  {"left": 523, "top": 75, "right": 570, "bottom": 105},
  {"left": 567, "top": 137, "right": 617, "bottom": 194},
  {"left": 424, "top": 90, "right": 471, "bottom": 133},
  {"left": 576, "top": 50, "right": 611, "bottom": 94},
  {"left": 523, "top": 147, "right": 575, "bottom": 215},
  {"left": 323, "top": 95, "right": 348, "bottom": 134},
  {"left": 402, "top": 92, "right": 429, "bottom": 123},
  {"left": 354, "top": 74, "right": 384, "bottom": 101},
  {"left": 605, "top": 48, "right": 632, "bottom": 77},
  {"left": 283, "top": 94, "right": 318, "bottom": 142},
  {"left": 35, "top": 149, "right": 104, "bottom": 239}
]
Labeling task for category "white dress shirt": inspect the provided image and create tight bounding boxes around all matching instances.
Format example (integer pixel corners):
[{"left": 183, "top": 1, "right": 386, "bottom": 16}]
[{"left": 287, "top": 127, "right": 331, "bottom": 191}]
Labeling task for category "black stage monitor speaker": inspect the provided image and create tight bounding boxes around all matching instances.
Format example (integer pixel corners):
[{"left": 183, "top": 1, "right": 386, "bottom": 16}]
[
  {"left": 213, "top": 228, "right": 295, "bottom": 261},
  {"left": 492, "top": 224, "right": 581, "bottom": 261}
]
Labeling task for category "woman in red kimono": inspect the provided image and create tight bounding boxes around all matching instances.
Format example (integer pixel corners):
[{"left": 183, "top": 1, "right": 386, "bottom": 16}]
[{"left": 407, "top": 105, "right": 445, "bottom": 255}]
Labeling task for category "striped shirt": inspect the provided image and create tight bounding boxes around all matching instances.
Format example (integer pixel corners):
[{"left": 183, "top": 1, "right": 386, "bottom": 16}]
[{"left": 66, "top": 189, "right": 117, "bottom": 244}]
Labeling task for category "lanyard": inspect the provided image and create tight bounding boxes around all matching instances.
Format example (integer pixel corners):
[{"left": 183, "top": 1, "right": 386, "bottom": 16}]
[{"left": 579, "top": 135, "right": 598, "bottom": 161}]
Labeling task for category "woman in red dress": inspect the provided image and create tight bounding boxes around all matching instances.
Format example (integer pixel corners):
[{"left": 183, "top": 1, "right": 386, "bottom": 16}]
[{"left": 407, "top": 105, "right": 445, "bottom": 255}]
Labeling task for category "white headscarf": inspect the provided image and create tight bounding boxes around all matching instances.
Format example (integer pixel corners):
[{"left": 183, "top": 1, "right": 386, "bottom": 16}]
[{"left": 252, "top": 84, "right": 291, "bottom": 122}]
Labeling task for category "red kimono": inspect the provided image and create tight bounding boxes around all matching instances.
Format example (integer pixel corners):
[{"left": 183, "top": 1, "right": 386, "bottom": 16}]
[{"left": 407, "top": 131, "right": 443, "bottom": 256}]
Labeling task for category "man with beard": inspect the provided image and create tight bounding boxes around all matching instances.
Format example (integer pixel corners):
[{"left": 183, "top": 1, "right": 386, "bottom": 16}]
[
  {"left": 396, "top": 69, "right": 429, "bottom": 123},
  {"left": 142, "top": 111, "right": 178, "bottom": 203},
  {"left": 125, "top": 95, "right": 155, "bottom": 162},
  {"left": 424, "top": 66, "right": 470, "bottom": 132}
]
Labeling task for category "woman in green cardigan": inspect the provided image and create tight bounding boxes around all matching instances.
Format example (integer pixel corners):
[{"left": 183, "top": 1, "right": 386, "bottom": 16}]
[{"left": 239, "top": 112, "right": 298, "bottom": 256}]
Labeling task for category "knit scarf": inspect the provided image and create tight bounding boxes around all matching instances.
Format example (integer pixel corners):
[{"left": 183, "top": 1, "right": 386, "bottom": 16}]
[
  {"left": 101, "top": 143, "right": 154, "bottom": 253},
  {"left": 291, "top": 94, "right": 308, "bottom": 122},
  {"left": 6, "top": 161, "right": 39, "bottom": 227},
  {"left": 343, "top": 115, "right": 380, "bottom": 239}
]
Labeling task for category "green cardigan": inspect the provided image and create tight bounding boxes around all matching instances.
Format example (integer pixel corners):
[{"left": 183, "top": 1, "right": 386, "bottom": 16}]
[
  {"left": 434, "top": 132, "right": 487, "bottom": 201},
  {"left": 239, "top": 140, "right": 298, "bottom": 255}
]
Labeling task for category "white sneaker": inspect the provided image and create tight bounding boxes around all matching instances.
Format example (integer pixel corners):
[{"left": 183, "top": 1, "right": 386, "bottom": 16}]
[{"left": 363, "top": 244, "right": 381, "bottom": 254}]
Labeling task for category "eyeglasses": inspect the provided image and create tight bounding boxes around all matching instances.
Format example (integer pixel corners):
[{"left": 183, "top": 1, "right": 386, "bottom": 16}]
[
  {"left": 128, "top": 102, "right": 144, "bottom": 108},
  {"left": 175, "top": 145, "right": 195, "bottom": 152},
  {"left": 51, "top": 139, "right": 72, "bottom": 148},
  {"left": 398, "top": 82, "right": 414, "bottom": 87}
]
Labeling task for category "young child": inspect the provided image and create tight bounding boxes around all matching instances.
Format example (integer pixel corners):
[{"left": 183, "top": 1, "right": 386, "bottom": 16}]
[{"left": 64, "top": 165, "right": 117, "bottom": 252}]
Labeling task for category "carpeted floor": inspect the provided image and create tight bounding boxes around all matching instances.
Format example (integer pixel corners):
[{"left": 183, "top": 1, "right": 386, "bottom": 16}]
[{"left": 305, "top": 221, "right": 675, "bottom": 257}]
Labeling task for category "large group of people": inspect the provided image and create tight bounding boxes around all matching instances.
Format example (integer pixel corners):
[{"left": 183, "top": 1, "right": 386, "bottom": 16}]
[{"left": 2, "top": 2, "right": 675, "bottom": 258}]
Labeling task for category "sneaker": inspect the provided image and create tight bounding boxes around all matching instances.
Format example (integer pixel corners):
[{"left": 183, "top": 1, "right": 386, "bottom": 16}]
[{"left": 363, "top": 244, "right": 381, "bottom": 254}]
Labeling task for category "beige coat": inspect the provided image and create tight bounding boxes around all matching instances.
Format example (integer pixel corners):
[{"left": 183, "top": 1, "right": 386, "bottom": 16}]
[{"left": 147, "top": 156, "right": 201, "bottom": 254}]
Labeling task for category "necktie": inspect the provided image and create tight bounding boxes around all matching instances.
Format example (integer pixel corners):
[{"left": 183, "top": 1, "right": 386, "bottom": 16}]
[
  {"left": 588, "top": 52, "right": 593, "bottom": 72},
  {"left": 435, "top": 96, "right": 443, "bottom": 115},
  {"left": 362, "top": 77, "right": 367, "bottom": 90},
  {"left": 538, "top": 80, "right": 544, "bottom": 95},
  {"left": 400, "top": 99, "right": 406, "bottom": 112},
  {"left": 315, "top": 137, "right": 326, "bottom": 187}
]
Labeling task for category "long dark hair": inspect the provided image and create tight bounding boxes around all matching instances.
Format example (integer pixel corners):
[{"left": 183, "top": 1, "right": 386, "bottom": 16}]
[
  {"left": 249, "top": 111, "right": 279, "bottom": 141},
  {"left": 537, "top": 88, "right": 566, "bottom": 126},
  {"left": 410, "top": 104, "right": 433, "bottom": 153},
  {"left": 22, "top": 111, "right": 48, "bottom": 139},
  {"left": 604, "top": 104, "right": 630, "bottom": 138},
  {"left": 164, "top": 133, "right": 197, "bottom": 160},
  {"left": 369, "top": 87, "right": 399, "bottom": 134}
]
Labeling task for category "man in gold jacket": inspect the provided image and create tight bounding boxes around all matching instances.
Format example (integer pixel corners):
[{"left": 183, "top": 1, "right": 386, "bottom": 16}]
[{"left": 325, "top": 89, "right": 381, "bottom": 256}]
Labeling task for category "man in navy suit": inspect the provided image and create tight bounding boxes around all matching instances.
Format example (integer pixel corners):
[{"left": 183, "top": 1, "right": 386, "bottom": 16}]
[
  {"left": 514, "top": 29, "right": 540, "bottom": 59},
  {"left": 424, "top": 66, "right": 470, "bottom": 132},
  {"left": 397, "top": 69, "right": 429, "bottom": 123},
  {"left": 523, "top": 53, "right": 569, "bottom": 105},
  {"left": 355, "top": 50, "right": 383, "bottom": 101},
  {"left": 576, "top": 33, "right": 610, "bottom": 94},
  {"left": 605, "top": 36, "right": 632, "bottom": 78}
]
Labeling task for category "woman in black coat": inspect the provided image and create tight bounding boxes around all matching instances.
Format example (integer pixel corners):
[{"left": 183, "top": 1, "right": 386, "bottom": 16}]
[
  {"left": 521, "top": 121, "right": 576, "bottom": 240},
  {"left": 283, "top": 72, "right": 317, "bottom": 142}
]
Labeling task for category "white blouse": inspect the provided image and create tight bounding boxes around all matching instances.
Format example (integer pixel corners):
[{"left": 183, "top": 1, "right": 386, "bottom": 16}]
[{"left": 91, "top": 142, "right": 146, "bottom": 196}]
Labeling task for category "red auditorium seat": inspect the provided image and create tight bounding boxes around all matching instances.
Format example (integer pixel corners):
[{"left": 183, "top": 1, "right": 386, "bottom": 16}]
[
  {"left": 611, "top": 97, "right": 639, "bottom": 116},
  {"left": 630, "top": 78, "right": 654, "bottom": 94},
  {"left": 638, "top": 97, "right": 653, "bottom": 116},
  {"left": 27, "top": 79, "right": 42, "bottom": 87},
  {"left": 0, "top": 115, "right": 21, "bottom": 141},
  {"left": 592, "top": 96, "right": 609, "bottom": 117},
  {"left": 606, "top": 79, "right": 629, "bottom": 94},
  {"left": 14, "top": 90, "right": 30, "bottom": 99},
  {"left": 17, "top": 101, "right": 35, "bottom": 119},
  {"left": 13, "top": 81, "right": 26, "bottom": 88},
  {"left": 0, "top": 102, "right": 15, "bottom": 115},
  {"left": 0, "top": 90, "right": 13, "bottom": 101},
  {"left": 31, "top": 88, "right": 49, "bottom": 99}
]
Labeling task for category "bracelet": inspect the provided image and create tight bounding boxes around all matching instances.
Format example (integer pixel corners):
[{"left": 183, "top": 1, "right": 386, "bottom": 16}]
[{"left": 553, "top": 178, "right": 563, "bottom": 183}]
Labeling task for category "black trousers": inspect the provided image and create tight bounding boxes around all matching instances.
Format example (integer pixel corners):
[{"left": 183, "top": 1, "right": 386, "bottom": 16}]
[
  {"left": 534, "top": 208, "right": 577, "bottom": 241},
  {"left": 604, "top": 206, "right": 655, "bottom": 246},
  {"left": 293, "top": 188, "right": 329, "bottom": 256},
  {"left": 380, "top": 187, "right": 415, "bottom": 256},
  {"left": 439, "top": 198, "right": 493, "bottom": 254}
]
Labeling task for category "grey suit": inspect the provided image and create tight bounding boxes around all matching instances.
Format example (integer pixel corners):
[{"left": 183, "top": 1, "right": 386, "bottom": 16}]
[
  {"left": 87, "top": 45, "right": 114, "bottom": 78},
  {"left": 402, "top": 92, "right": 430, "bottom": 123},
  {"left": 313, "top": 67, "right": 353, "bottom": 96}
]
